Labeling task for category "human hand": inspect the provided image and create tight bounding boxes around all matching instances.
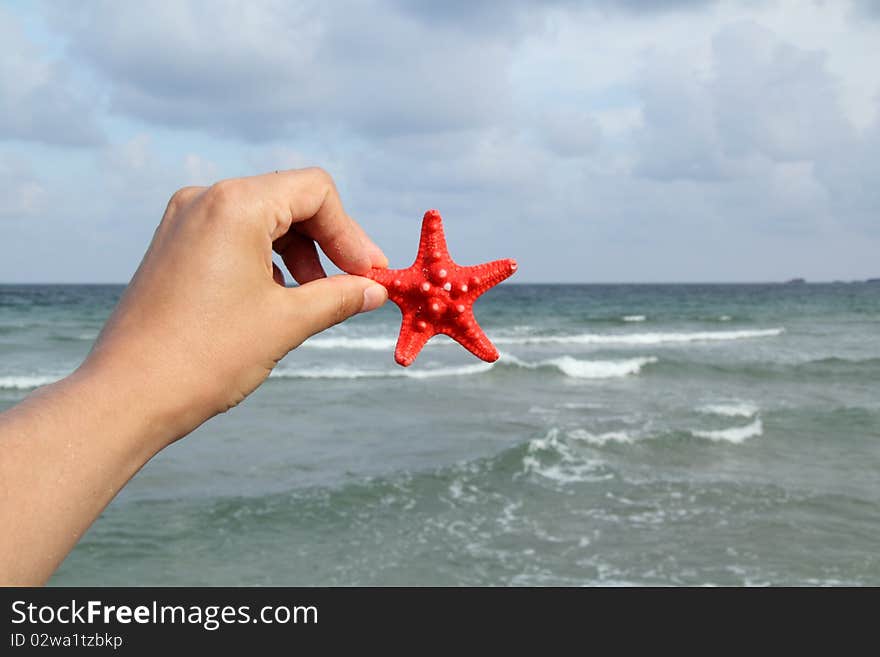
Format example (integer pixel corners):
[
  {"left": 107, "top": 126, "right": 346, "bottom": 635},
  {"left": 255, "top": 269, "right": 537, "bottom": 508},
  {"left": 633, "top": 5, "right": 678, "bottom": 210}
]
[{"left": 83, "top": 168, "right": 388, "bottom": 447}]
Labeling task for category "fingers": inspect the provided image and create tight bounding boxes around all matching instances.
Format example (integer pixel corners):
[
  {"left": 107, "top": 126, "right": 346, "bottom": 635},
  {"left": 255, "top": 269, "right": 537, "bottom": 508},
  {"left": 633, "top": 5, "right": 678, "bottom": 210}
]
[
  {"left": 289, "top": 168, "right": 383, "bottom": 275},
  {"left": 273, "top": 231, "right": 327, "bottom": 284},
  {"left": 278, "top": 275, "right": 387, "bottom": 347},
  {"left": 349, "top": 220, "right": 389, "bottom": 269},
  {"left": 230, "top": 168, "right": 386, "bottom": 276}
]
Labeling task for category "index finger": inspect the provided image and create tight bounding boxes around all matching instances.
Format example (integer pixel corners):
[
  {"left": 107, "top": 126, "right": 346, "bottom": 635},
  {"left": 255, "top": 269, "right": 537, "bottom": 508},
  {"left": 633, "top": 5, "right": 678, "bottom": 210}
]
[{"left": 241, "top": 167, "right": 386, "bottom": 275}]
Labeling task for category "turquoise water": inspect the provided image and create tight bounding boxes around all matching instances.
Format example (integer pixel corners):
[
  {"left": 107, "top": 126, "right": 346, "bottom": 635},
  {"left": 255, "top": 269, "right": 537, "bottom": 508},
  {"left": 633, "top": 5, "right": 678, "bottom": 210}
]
[{"left": 1, "top": 283, "right": 879, "bottom": 585}]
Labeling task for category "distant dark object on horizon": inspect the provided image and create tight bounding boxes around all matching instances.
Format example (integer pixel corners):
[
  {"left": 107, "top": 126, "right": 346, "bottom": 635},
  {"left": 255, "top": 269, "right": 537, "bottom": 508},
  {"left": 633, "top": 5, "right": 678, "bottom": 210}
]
[
  {"left": 867, "top": 278, "right": 880, "bottom": 284},
  {"left": 784, "top": 278, "right": 806, "bottom": 285}
]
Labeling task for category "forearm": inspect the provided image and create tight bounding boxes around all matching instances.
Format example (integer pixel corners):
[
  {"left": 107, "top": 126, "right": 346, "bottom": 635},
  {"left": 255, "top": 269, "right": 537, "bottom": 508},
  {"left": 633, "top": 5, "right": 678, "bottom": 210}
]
[{"left": 0, "top": 363, "right": 168, "bottom": 585}]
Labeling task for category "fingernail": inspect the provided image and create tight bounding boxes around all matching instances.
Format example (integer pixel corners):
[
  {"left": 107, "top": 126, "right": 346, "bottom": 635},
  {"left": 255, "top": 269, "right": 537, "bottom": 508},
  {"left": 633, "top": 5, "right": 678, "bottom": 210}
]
[{"left": 360, "top": 284, "right": 387, "bottom": 313}]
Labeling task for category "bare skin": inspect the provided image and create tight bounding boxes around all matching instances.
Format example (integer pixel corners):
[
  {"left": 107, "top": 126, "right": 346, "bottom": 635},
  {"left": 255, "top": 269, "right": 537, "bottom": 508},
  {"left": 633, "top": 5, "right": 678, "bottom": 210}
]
[{"left": 0, "top": 168, "right": 389, "bottom": 585}]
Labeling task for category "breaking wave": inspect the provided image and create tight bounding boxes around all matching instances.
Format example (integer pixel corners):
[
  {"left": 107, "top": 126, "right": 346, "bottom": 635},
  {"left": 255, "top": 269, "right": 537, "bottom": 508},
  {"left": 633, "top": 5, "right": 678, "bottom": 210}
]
[
  {"left": 303, "top": 328, "right": 784, "bottom": 351},
  {"left": 698, "top": 402, "right": 759, "bottom": 418},
  {"left": 690, "top": 418, "right": 763, "bottom": 444},
  {"left": 567, "top": 428, "right": 635, "bottom": 446},
  {"left": 0, "top": 374, "right": 62, "bottom": 390},
  {"left": 271, "top": 355, "right": 657, "bottom": 381},
  {"left": 518, "top": 355, "right": 657, "bottom": 379},
  {"left": 302, "top": 336, "right": 397, "bottom": 351},
  {"left": 271, "top": 362, "right": 494, "bottom": 380},
  {"left": 497, "top": 328, "right": 784, "bottom": 346}
]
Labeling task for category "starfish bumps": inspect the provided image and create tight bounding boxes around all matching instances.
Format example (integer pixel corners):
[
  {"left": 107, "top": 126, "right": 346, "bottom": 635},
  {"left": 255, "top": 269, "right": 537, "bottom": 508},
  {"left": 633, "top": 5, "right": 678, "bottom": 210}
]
[{"left": 366, "top": 209, "right": 518, "bottom": 366}]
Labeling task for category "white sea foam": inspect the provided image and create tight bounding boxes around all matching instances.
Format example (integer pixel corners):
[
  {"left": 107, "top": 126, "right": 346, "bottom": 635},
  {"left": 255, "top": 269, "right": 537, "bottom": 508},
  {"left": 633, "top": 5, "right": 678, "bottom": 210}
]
[
  {"left": 622, "top": 315, "right": 646, "bottom": 322},
  {"left": 523, "top": 429, "right": 612, "bottom": 484},
  {"left": 403, "top": 363, "right": 497, "bottom": 379},
  {"left": 719, "top": 315, "right": 732, "bottom": 322},
  {"left": 303, "top": 336, "right": 397, "bottom": 350},
  {"left": 272, "top": 354, "right": 657, "bottom": 381},
  {"left": 546, "top": 355, "right": 656, "bottom": 378},
  {"left": 305, "top": 328, "right": 783, "bottom": 350},
  {"left": 567, "top": 429, "right": 635, "bottom": 446},
  {"left": 495, "top": 328, "right": 784, "bottom": 346},
  {"left": 0, "top": 375, "right": 61, "bottom": 390},
  {"left": 698, "top": 402, "right": 759, "bottom": 418},
  {"left": 559, "top": 402, "right": 602, "bottom": 410},
  {"left": 271, "top": 362, "right": 493, "bottom": 380},
  {"left": 691, "top": 418, "right": 763, "bottom": 444}
]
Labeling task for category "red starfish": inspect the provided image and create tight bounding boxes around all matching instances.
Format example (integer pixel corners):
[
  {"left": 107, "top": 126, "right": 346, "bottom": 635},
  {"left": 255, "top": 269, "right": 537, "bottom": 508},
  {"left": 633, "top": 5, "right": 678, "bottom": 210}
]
[{"left": 366, "top": 209, "right": 518, "bottom": 367}]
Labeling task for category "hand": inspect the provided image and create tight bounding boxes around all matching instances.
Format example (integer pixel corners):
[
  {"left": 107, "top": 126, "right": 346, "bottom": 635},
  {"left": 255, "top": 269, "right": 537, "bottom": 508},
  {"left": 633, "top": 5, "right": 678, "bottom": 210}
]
[
  {"left": 85, "top": 167, "right": 388, "bottom": 446},
  {"left": 0, "top": 167, "right": 388, "bottom": 584}
]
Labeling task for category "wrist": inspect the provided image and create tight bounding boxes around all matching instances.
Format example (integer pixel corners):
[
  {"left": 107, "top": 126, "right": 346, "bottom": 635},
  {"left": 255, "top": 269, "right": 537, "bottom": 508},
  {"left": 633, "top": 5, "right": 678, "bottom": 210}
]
[
  {"left": 68, "top": 356, "right": 181, "bottom": 458},
  {"left": 78, "top": 335, "right": 230, "bottom": 451}
]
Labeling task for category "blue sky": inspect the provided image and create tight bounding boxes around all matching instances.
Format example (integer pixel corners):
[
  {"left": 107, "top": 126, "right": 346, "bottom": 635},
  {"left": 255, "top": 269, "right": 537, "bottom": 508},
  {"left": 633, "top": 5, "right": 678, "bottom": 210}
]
[{"left": 1, "top": 0, "right": 879, "bottom": 283}]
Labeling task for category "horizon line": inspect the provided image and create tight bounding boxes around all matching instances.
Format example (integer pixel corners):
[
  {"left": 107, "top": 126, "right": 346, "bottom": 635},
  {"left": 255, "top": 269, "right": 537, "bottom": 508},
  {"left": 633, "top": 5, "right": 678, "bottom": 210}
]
[{"left": 1, "top": 279, "right": 877, "bottom": 286}]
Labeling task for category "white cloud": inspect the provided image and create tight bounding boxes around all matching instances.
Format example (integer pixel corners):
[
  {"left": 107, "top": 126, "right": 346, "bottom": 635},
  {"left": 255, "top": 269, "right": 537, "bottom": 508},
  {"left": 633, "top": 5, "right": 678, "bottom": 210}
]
[
  {"left": 0, "top": 0, "right": 877, "bottom": 282},
  {"left": 539, "top": 108, "right": 602, "bottom": 157},
  {"left": 0, "top": 6, "right": 103, "bottom": 146},
  {"left": 182, "top": 154, "right": 218, "bottom": 187},
  {"left": 50, "top": 0, "right": 519, "bottom": 141},
  {"left": 0, "top": 154, "right": 48, "bottom": 219},
  {"left": 711, "top": 22, "right": 850, "bottom": 162}
]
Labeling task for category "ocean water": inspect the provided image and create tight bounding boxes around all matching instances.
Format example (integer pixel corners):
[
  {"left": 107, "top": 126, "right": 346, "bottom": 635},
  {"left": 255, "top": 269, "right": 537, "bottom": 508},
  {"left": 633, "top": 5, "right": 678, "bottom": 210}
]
[{"left": 2, "top": 283, "right": 879, "bottom": 586}]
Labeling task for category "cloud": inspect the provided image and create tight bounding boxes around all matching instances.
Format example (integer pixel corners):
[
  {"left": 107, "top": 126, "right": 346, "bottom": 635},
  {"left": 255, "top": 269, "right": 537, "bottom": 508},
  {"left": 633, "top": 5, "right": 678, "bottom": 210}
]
[
  {"left": 711, "top": 22, "right": 850, "bottom": 162},
  {"left": 46, "top": 0, "right": 723, "bottom": 143},
  {"left": 182, "top": 154, "right": 220, "bottom": 186},
  {"left": 814, "top": 117, "right": 880, "bottom": 230},
  {"left": 635, "top": 22, "right": 853, "bottom": 179},
  {"left": 0, "top": 7, "right": 103, "bottom": 147},
  {"left": 97, "top": 134, "right": 225, "bottom": 210},
  {"left": 539, "top": 108, "right": 602, "bottom": 157},
  {"left": 50, "top": 0, "right": 519, "bottom": 141},
  {"left": 1, "top": 0, "right": 878, "bottom": 283},
  {"left": 304, "top": 11, "right": 879, "bottom": 276},
  {"left": 394, "top": 0, "right": 718, "bottom": 30},
  {"left": 627, "top": 19, "right": 880, "bottom": 238},
  {"left": 0, "top": 135, "right": 227, "bottom": 283},
  {"left": 852, "top": 0, "right": 880, "bottom": 18},
  {"left": 634, "top": 49, "right": 727, "bottom": 181},
  {"left": 0, "top": 154, "right": 48, "bottom": 219}
]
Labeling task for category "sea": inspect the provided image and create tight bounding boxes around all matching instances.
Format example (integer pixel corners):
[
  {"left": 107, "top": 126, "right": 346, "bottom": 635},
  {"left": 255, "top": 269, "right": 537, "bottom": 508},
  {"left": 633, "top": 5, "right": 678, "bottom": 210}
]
[{"left": 1, "top": 282, "right": 878, "bottom": 586}]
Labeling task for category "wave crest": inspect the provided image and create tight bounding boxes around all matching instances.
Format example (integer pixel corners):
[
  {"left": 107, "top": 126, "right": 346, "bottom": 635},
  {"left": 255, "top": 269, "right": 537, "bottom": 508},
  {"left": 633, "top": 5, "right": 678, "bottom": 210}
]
[
  {"left": 304, "top": 328, "right": 784, "bottom": 351},
  {"left": 567, "top": 429, "right": 635, "bottom": 446},
  {"left": 272, "top": 354, "right": 657, "bottom": 382},
  {"left": 497, "top": 328, "right": 783, "bottom": 346},
  {"left": 523, "top": 355, "right": 657, "bottom": 379},
  {"left": 271, "top": 362, "right": 493, "bottom": 381},
  {"left": 302, "top": 336, "right": 396, "bottom": 351},
  {"left": 0, "top": 375, "right": 61, "bottom": 390},
  {"left": 698, "top": 402, "right": 759, "bottom": 418},
  {"left": 690, "top": 418, "right": 763, "bottom": 444}
]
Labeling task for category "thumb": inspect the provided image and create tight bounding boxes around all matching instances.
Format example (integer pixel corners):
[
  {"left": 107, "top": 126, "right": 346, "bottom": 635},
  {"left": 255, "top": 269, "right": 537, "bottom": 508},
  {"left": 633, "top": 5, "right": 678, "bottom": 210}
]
[{"left": 282, "top": 274, "right": 388, "bottom": 347}]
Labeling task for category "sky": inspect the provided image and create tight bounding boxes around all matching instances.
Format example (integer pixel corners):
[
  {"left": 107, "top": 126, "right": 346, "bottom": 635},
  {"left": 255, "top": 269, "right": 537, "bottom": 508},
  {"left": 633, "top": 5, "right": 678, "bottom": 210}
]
[{"left": 1, "top": 0, "right": 879, "bottom": 283}]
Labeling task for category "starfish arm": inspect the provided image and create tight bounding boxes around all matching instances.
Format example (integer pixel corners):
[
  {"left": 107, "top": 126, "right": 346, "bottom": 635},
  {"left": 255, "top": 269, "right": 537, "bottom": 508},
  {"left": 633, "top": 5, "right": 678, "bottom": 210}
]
[
  {"left": 367, "top": 267, "right": 408, "bottom": 288},
  {"left": 416, "top": 209, "right": 449, "bottom": 264},
  {"left": 460, "top": 259, "right": 518, "bottom": 298},
  {"left": 394, "top": 314, "right": 434, "bottom": 367},
  {"left": 445, "top": 318, "right": 500, "bottom": 363}
]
